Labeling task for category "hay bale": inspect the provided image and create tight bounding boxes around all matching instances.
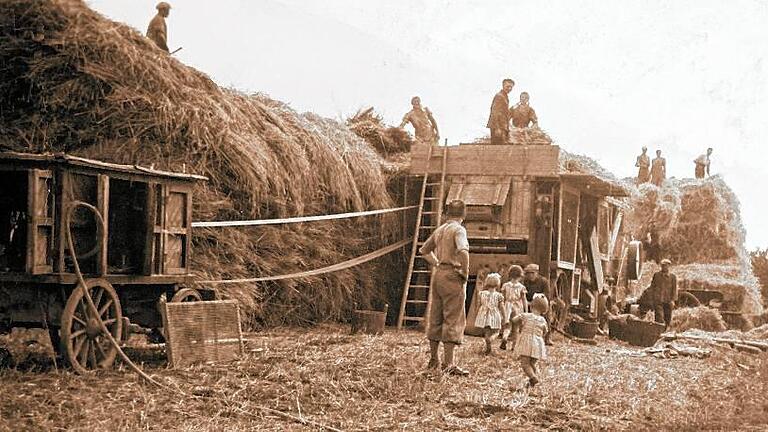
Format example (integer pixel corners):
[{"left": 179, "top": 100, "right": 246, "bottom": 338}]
[
  {"left": 347, "top": 108, "right": 413, "bottom": 155},
  {"left": 0, "top": 0, "right": 403, "bottom": 327},
  {"left": 670, "top": 306, "right": 727, "bottom": 333}
]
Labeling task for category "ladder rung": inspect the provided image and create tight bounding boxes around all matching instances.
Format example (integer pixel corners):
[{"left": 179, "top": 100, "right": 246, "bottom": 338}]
[
  {"left": 420, "top": 225, "right": 436, "bottom": 229},
  {"left": 403, "top": 316, "right": 425, "bottom": 322},
  {"left": 422, "top": 211, "right": 437, "bottom": 215},
  {"left": 409, "top": 284, "right": 430, "bottom": 289},
  {"left": 413, "top": 270, "right": 430, "bottom": 273},
  {"left": 407, "top": 300, "right": 429, "bottom": 304},
  {"left": 426, "top": 182, "right": 441, "bottom": 186},
  {"left": 424, "top": 197, "right": 439, "bottom": 201}
]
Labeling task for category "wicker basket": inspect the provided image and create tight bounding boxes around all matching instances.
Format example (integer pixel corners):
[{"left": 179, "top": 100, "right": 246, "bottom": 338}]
[
  {"left": 351, "top": 304, "right": 389, "bottom": 335},
  {"left": 570, "top": 321, "right": 599, "bottom": 339}
]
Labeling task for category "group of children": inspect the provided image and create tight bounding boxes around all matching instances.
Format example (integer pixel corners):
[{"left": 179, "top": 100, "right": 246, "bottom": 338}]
[{"left": 474, "top": 265, "right": 549, "bottom": 387}]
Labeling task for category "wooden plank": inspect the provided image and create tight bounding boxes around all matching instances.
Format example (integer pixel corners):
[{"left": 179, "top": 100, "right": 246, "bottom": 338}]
[
  {"left": 97, "top": 175, "right": 109, "bottom": 276},
  {"left": 409, "top": 144, "right": 560, "bottom": 176},
  {"left": 589, "top": 228, "right": 605, "bottom": 293}
]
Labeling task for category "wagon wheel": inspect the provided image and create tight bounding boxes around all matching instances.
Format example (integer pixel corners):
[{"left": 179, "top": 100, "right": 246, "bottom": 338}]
[
  {"left": 170, "top": 288, "right": 202, "bottom": 303},
  {"left": 60, "top": 279, "right": 123, "bottom": 374}
]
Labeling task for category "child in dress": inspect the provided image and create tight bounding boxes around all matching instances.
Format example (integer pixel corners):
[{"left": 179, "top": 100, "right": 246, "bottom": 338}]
[
  {"left": 474, "top": 273, "right": 507, "bottom": 355},
  {"left": 500, "top": 265, "right": 528, "bottom": 350},
  {"left": 511, "top": 294, "right": 549, "bottom": 387}
]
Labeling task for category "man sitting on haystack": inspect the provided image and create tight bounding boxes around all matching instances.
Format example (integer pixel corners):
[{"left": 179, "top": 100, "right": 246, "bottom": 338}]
[
  {"left": 419, "top": 199, "right": 470, "bottom": 376},
  {"left": 399, "top": 96, "right": 439, "bottom": 146},
  {"left": 147, "top": 2, "right": 171, "bottom": 52},
  {"left": 510, "top": 92, "right": 538, "bottom": 129}
]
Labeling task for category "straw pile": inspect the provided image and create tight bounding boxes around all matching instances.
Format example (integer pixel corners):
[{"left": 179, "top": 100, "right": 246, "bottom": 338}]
[
  {"left": 471, "top": 126, "right": 554, "bottom": 146},
  {"left": 3, "top": 325, "right": 768, "bottom": 430},
  {"left": 670, "top": 306, "right": 727, "bottom": 333},
  {"left": 347, "top": 107, "right": 414, "bottom": 156},
  {"left": 0, "top": 0, "right": 403, "bottom": 326},
  {"left": 510, "top": 127, "right": 553, "bottom": 145},
  {"left": 624, "top": 177, "right": 762, "bottom": 315}
]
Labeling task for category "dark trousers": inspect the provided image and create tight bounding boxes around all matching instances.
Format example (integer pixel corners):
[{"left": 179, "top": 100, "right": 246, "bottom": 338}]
[
  {"left": 654, "top": 302, "right": 673, "bottom": 328},
  {"left": 490, "top": 128, "right": 508, "bottom": 145}
]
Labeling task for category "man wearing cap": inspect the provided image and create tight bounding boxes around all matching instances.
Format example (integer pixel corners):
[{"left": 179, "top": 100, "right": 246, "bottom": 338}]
[
  {"left": 522, "top": 264, "right": 554, "bottom": 345},
  {"left": 694, "top": 148, "right": 713, "bottom": 179},
  {"left": 648, "top": 259, "right": 678, "bottom": 329},
  {"left": 419, "top": 199, "right": 471, "bottom": 376},
  {"left": 635, "top": 147, "right": 651, "bottom": 184},
  {"left": 399, "top": 96, "right": 439, "bottom": 146},
  {"left": 147, "top": 2, "right": 171, "bottom": 52},
  {"left": 487, "top": 79, "right": 514, "bottom": 145}
]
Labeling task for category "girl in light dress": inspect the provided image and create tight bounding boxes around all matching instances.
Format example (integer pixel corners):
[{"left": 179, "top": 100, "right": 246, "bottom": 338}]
[
  {"left": 511, "top": 294, "right": 549, "bottom": 387},
  {"left": 499, "top": 265, "right": 528, "bottom": 351},
  {"left": 474, "top": 273, "right": 507, "bottom": 355}
]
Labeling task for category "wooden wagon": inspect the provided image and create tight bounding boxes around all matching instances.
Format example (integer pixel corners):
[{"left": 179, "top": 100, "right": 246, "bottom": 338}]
[{"left": 0, "top": 152, "right": 208, "bottom": 373}]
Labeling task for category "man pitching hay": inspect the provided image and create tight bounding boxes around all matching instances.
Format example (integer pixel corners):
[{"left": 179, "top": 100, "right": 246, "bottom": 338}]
[
  {"left": 399, "top": 96, "right": 439, "bottom": 145},
  {"left": 147, "top": 2, "right": 171, "bottom": 52},
  {"left": 694, "top": 148, "right": 713, "bottom": 179},
  {"left": 650, "top": 149, "right": 666, "bottom": 187},
  {"left": 487, "top": 79, "right": 514, "bottom": 145},
  {"left": 635, "top": 146, "right": 650, "bottom": 184},
  {"left": 419, "top": 199, "right": 470, "bottom": 376},
  {"left": 510, "top": 92, "right": 538, "bottom": 128}
]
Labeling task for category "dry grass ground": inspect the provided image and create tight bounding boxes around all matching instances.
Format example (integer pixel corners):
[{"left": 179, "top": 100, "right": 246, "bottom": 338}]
[{"left": 1, "top": 325, "right": 767, "bottom": 431}]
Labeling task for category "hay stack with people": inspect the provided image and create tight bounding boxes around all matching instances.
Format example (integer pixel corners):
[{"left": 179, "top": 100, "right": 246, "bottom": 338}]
[{"left": 0, "top": 0, "right": 403, "bottom": 326}]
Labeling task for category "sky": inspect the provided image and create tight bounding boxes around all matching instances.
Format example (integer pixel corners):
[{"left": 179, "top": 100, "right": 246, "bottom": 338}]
[{"left": 89, "top": 0, "right": 768, "bottom": 249}]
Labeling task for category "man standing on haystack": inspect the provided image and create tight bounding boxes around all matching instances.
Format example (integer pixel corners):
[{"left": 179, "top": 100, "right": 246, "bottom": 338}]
[
  {"left": 487, "top": 79, "right": 514, "bottom": 145},
  {"left": 147, "top": 2, "right": 171, "bottom": 52},
  {"left": 399, "top": 96, "right": 439, "bottom": 145},
  {"left": 650, "top": 149, "right": 666, "bottom": 187},
  {"left": 694, "top": 147, "right": 713, "bottom": 179},
  {"left": 510, "top": 92, "right": 538, "bottom": 129},
  {"left": 419, "top": 199, "right": 470, "bottom": 376},
  {"left": 648, "top": 258, "right": 677, "bottom": 329},
  {"left": 522, "top": 264, "right": 554, "bottom": 346},
  {"left": 635, "top": 146, "right": 651, "bottom": 184}
]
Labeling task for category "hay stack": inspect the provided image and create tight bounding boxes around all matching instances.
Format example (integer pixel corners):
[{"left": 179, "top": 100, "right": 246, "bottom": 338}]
[
  {"left": 347, "top": 108, "right": 413, "bottom": 155},
  {"left": 670, "top": 306, "right": 728, "bottom": 333},
  {"left": 624, "top": 177, "right": 762, "bottom": 315},
  {"left": 0, "top": 0, "right": 402, "bottom": 326},
  {"left": 625, "top": 177, "right": 747, "bottom": 266}
]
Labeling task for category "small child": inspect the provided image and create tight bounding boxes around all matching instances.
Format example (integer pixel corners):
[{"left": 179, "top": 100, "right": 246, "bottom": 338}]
[
  {"left": 474, "top": 273, "right": 507, "bottom": 355},
  {"left": 500, "top": 265, "right": 528, "bottom": 350},
  {"left": 511, "top": 294, "right": 549, "bottom": 387}
]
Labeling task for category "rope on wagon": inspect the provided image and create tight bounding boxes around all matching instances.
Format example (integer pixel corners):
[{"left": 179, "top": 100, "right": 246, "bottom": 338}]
[
  {"left": 198, "top": 238, "right": 412, "bottom": 284},
  {"left": 191, "top": 205, "right": 418, "bottom": 228}
]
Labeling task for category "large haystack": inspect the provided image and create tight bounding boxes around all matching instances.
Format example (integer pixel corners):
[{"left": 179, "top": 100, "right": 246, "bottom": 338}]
[
  {"left": 0, "top": 0, "right": 403, "bottom": 326},
  {"left": 555, "top": 152, "right": 761, "bottom": 316},
  {"left": 624, "top": 177, "right": 762, "bottom": 315}
]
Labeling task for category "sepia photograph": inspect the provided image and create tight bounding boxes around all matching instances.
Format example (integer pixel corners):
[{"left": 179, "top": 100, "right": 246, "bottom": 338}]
[{"left": 1, "top": 0, "right": 767, "bottom": 430}]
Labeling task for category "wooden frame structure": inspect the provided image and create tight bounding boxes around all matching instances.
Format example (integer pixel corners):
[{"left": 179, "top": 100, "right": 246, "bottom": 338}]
[{"left": 0, "top": 152, "right": 207, "bottom": 373}]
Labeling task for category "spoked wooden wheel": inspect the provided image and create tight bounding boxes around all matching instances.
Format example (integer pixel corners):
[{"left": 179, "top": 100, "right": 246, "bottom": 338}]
[
  {"left": 170, "top": 287, "right": 202, "bottom": 303},
  {"left": 60, "top": 279, "right": 123, "bottom": 374}
]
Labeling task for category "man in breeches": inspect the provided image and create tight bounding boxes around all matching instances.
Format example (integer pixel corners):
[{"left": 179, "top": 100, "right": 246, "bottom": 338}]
[{"left": 419, "top": 199, "right": 470, "bottom": 376}]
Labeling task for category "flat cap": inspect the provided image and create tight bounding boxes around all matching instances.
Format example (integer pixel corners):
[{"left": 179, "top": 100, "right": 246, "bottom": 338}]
[
  {"left": 660, "top": 258, "right": 672, "bottom": 265},
  {"left": 524, "top": 263, "right": 539, "bottom": 273}
]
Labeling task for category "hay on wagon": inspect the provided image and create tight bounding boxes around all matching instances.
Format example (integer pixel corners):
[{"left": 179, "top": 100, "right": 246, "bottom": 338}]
[{"left": 0, "top": 0, "right": 404, "bottom": 327}]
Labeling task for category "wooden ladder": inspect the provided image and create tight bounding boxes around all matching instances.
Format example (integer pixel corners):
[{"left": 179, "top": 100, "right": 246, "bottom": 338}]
[{"left": 398, "top": 142, "right": 449, "bottom": 329}]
